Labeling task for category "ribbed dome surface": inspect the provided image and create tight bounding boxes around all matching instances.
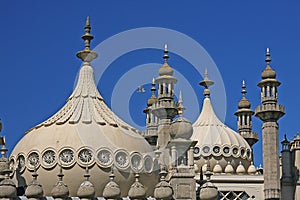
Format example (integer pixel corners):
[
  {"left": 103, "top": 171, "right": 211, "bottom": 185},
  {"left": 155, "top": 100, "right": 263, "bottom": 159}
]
[
  {"left": 10, "top": 63, "right": 157, "bottom": 197},
  {"left": 192, "top": 97, "right": 251, "bottom": 171}
]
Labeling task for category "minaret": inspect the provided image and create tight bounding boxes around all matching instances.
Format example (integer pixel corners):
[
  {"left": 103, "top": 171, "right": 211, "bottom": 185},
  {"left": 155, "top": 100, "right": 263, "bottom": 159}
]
[
  {"left": 234, "top": 80, "right": 258, "bottom": 147},
  {"left": 151, "top": 44, "right": 178, "bottom": 149},
  {"left": 280, "top": 135, "right": 294, "bottom": 200},
  {"left": 143, "top": 78, "right": 158, "bottom": 146},
  {"left": 255, "top": 48, "right": 285, "bottom": 200}
]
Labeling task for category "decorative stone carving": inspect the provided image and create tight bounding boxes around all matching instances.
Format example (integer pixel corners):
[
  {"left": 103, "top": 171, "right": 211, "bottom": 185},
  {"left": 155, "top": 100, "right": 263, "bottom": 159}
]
[
  {"left": 96, "top": 148, "right": 113, "bottom": 168},
  {"left": 59, "top": 149, "right": 75, "bottom": 167},
  {"left": 114, "top": 150, "right": 129, "bottom": 169},
  {"left": 78, "top": 148, "right": 94, "bottom": 166},
  {"left": 42, "top": 149, "right": 56, "bottom": 166},
  {"left": 130, "top": 152, "right": 143, "bottom": 172},
  {"left": 28, "top": 152, "right": 40, "bottom": 169}
]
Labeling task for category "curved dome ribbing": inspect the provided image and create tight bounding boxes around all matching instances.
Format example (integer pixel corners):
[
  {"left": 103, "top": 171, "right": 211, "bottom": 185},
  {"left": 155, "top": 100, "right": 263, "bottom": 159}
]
[
  {"left": 191, "top": 96, "right": 251, "bottom": 171},
  {"left": 10, "top": 62, "right": 157, "bottom": 196}
]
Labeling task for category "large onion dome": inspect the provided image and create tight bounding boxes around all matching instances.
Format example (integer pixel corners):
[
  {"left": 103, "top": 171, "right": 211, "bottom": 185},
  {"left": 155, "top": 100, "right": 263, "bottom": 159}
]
[
  {"left": 10, "top": 18, "right": 158, "bottom": 197},
  {"left": 191, "top": 71, "right": 252, "bottom": 172}
]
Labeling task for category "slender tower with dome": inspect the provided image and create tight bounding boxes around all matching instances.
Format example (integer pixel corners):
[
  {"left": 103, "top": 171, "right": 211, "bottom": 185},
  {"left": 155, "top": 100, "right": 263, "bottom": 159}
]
[
  {"left": 235, "top": 80, "right": 258, "bottom": 148},
  {"left": 255, "top": 48, "right": 285, "bottom": 199}
]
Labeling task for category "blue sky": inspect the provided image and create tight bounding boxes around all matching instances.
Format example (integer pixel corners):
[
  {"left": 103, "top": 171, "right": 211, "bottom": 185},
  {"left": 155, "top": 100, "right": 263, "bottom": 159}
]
[{"left": 0, "top": 1, "right": 299, "bottom": 166}]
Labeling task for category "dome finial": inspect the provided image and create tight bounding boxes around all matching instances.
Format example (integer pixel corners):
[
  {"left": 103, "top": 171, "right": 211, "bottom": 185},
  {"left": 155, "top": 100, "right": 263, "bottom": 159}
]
[
  {"left": 199, "top": 69, "right": 214, "bottom": 98},
  {"left": 84, "top": 166, "right": 90, "bottom": 181},
  {"left": 177, "top": 90, "right": 185, "bottom": 116},
  {"left": 76, "top": 17, "right": 98, "bottom": 62},
  {"left": 241, "top": 80, "right": 247, "bottom": 98},
  {"left": 265, "top": 47, "right": 271, "bottom": 66},
  {"left": 163, "top": 43, "right": 169, "bottom": 63}
]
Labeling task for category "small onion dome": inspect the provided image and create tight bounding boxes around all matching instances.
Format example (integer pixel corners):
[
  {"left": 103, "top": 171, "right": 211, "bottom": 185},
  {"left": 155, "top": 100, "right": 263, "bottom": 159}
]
[
  {"left": 154, "top": 171, "right": 173, "bottom": 200},
  {"left": 128, "top": 174, "right": 146, "bottom": 199},
  {"left": 224, "top": 161, "right": 234, "bottom": 174},
  {"left": 159, "top": 63, "right": 174, "bottom": 76},
  {"left": 247, "top": 162, "right": 257, "bottom": 175},
  {"left": 199, "top": 182, "right": 218, "bottom": 200},
  {"left": 103, "top": 172, "right": 121, "bottom": 199},
  {"left": 170, "top": 117, "right": 193, "bottom": 139},
  {"left": 236, "top": 161, "right": 246, "bottom": 174},
  {"left": 147, "top": 96, "right": 158, "bottom": 106},
  {"left": 238, "top": 98, "right": 251, "bottom": 109},
  {"left": 77, "top": 170, "right": 95, "bottom": 199},
  {"left": 212, "top": 161, "right": 222, "bottom": 174},
  {"left": 25, "top": 171, "right": 44, "bottom": 199},
  {"left": 262, "top": 66, "right": 276, "bottom": 79},
  {"left": 0, "top": 170, "right": 17, "bottom": 199},
  {"left": 51, "top": 170, "right": 69, "bottom": 199}
]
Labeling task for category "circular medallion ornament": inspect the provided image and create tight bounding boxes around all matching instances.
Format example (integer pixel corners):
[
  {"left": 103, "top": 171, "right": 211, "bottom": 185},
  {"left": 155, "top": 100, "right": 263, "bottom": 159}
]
[
  {"left": 78, "top": 148, "right": 94, "bottom": 166},
  {"left": 9, "top": 158, "right": 15, "bottom": 176},
  {"left": 114, "top": 150, "right": 129, "bottom": 169},
  {"left": 222, "top": 146, "right": 231, "bottom": 157},
  {"left": 130, "top": 152, "right": 143, "bottom": 172},
  {"left": 28, "top": 152, "right": 40, "bottom": 169},
  {"left": 232, "top": 146, "right": 240, "bottom": 158},
  {"left": 144, "top": 155, "right": 153, "bottom": 173},
  {"left": 59, "top": 148, "right": 75, "bottom": 167},
  {"left": 17, "top": 154, "right": 26, "bottom": 173},
  {"left": 96, "top": 148, "right": 113, "bottom": 168},
  {"left": 42, "top": 149, "right": 56, "bottom": 168}
]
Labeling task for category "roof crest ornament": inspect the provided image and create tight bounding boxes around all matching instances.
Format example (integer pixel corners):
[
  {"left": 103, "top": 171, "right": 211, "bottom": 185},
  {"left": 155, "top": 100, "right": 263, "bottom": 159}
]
[
  {"left": 163, "top": 44, "right": 169, "bottom": 63},
  {"left": 199, "top": 69, "right": 214, "bottom": 98},
  {"left": 76, "top": 16, "right": 98, "bottom": 63}
]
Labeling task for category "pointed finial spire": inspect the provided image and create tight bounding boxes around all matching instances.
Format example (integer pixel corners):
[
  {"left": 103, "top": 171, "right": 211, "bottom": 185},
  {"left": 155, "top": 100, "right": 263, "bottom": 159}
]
[
  {"left": 58, "top": 165, "right": 64, "bottom": 181},
  {"left": 76, "top": 17, "right": 98, "bottom": 62},
  {"left": 265, "top": 47, "right": 271, "bottom": 66},
  {"left": 177, "top": 90, "right": 185, "bottom": 116},
  {"left": 163, "top": 44, "right": 169, "bottom": 63},
  {"left": 151, "top": 77, "right": 156, "bottom": 95},
  {"left": 84, "top": 166, "right": 90, "bottom": 181},
  {"left": 199, "top": 69, "right": 214, "bottom": 98},
  {"left": 241, "top": 80, "right": 247, "bottom": 98}
]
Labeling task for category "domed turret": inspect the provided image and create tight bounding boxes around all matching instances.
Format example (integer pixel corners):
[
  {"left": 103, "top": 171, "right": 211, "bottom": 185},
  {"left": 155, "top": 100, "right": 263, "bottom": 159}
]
[
  {"left": 128, "top": 174, "right": 146, "bottom": 200},
  {"left": 199, "top": 161, "right": 218, "bottom": 200},
  {"left": 25, "top": 170, "right": 44, "bottom": 200},
  {"left": 154, "top": 170, "right": 173, "bottom": 200},
  {"left": 103, "top": 170, "right": 121, "bottom": 200},
  {"left": 261, "top": 48, "right": 276, "bottom": 79},
  {"left": 158, "top": 44, "right": 174, "bottom": 76},
  {"left": 0, "top": 170, "right": 17, "bottom": 199},
  {"left": 169, "top": 91, "right": 193, "bottom": 139},
  {"left": 77, "top": 168, "right": 95, "bottom": 199},
  {"left": 10, "top": 18, "right": 157, "bottom": 196},
  {"left": 192, "top": 70, "right": 252, "bottom": 172},
  {"left": 51, "top": 168, "right": 69, "bottom": 199}
]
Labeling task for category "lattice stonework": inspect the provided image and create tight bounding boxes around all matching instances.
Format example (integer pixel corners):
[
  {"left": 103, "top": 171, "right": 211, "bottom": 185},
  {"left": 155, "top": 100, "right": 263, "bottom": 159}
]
[{"left": 219, "top": 191, "right": 250, "bottom": 200}]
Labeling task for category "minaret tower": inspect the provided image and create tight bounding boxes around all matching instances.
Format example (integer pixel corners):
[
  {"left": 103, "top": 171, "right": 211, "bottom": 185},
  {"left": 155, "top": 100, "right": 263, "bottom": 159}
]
[
  {"left": 143, "top": 78, "right": 158, "bottom": 146},
  {"left": 235, "top": 80, "right": 258, "bottom": 147},
  {"left": 151, "top": 44, "right": 178, "bottom": 149},
  {"left": 255, "top": 48, "right": 285, "bottom": 200},
  {"left": 280, "top": 135, "right": 294, "bottom": 200}
]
